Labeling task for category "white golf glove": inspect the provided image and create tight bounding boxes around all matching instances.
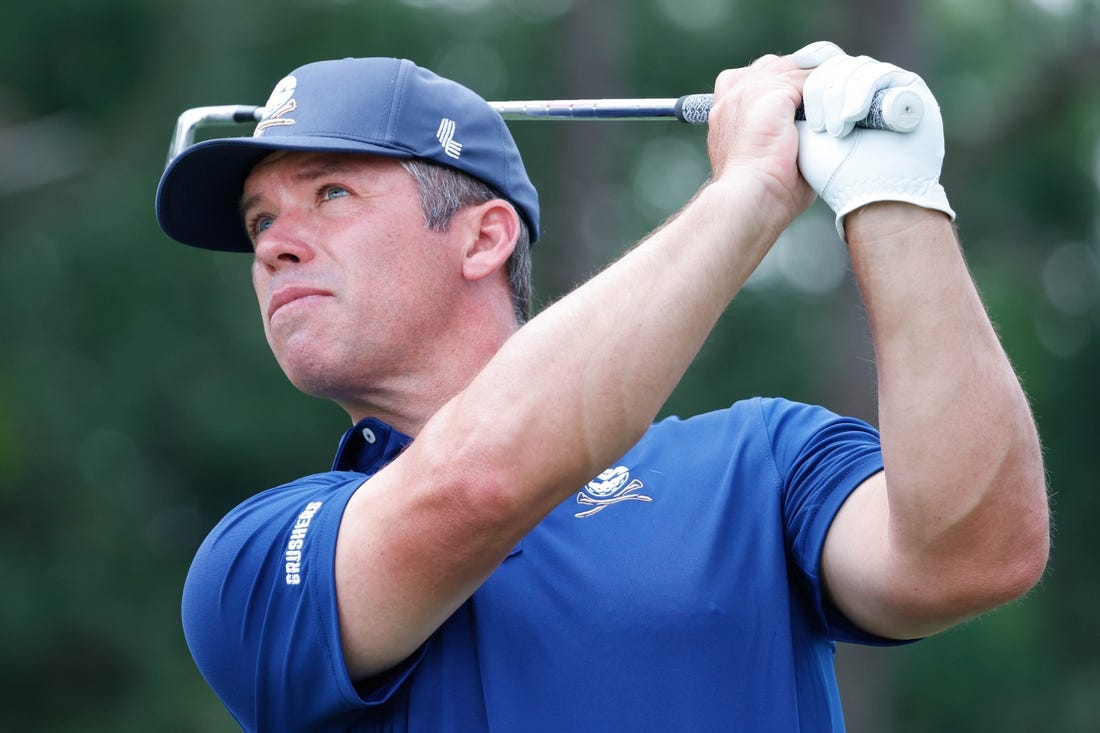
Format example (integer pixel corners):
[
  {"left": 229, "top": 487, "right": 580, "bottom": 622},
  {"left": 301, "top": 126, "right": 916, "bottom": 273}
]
[{"left": 792, "top": 42, "right": 955, "bottom": 241}]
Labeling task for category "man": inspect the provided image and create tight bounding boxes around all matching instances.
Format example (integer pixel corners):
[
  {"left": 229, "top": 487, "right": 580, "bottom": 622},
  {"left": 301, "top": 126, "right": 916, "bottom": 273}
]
[{"left": 155, "top": 42, "right": 1049, "bottom": 732}]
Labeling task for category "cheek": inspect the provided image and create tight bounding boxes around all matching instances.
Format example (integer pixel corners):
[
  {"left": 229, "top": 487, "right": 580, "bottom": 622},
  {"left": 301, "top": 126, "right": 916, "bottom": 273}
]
[
  {"left": 251, "top": 261, "right": 266, "bottom": 304},
  {"left": 251, "top": 262, "right": 276, "bottom": 341}
]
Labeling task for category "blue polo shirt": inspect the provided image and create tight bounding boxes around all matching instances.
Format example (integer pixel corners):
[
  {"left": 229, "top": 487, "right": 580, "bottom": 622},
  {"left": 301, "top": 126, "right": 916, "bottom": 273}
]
[{"left": 182, "top": 397, "right": 893, "bottom": 732}]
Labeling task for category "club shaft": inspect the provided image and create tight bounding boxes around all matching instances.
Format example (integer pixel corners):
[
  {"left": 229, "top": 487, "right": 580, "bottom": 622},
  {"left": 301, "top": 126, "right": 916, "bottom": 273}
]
[
  {"left": 167, "top": 89, "right": 919, "bottom": 162},
  {"left": 492, "top": 89, "right": 917, "bottom": 131},
  {"left": 489, "top": 98, "right": 682, "bottom": 121}
]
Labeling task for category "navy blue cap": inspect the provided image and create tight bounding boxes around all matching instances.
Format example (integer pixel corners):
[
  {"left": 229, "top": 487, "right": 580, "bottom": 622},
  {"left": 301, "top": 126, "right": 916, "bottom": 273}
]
[{"left": 155, "top": 57, "right": 540, "bottom": 252}]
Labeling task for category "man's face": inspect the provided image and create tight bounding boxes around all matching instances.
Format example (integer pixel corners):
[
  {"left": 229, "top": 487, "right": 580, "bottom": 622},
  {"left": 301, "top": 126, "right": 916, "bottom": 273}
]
[{"left": 241, "top": 151, "right": 459, "bottom": 403}]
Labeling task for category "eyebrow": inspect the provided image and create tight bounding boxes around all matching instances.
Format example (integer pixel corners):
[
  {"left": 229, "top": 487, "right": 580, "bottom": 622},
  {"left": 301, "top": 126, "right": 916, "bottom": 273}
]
[{"left": 239, "top": 158, "right": 364, "bottom": 218}]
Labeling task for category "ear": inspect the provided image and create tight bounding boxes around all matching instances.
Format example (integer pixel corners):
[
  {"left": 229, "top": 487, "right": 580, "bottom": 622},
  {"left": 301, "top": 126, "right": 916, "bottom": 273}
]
[{"left": 458, "top": 200, "right": 519, "bottom": 283}]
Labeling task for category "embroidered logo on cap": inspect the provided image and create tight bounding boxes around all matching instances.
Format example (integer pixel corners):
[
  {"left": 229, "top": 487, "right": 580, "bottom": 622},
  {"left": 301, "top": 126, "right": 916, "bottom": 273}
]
[
  {"left": 254, "top": 75, "right": 298, "bottom": 136},
  {"left": 436, "top": 118, "right": 462, "bottom": 159}
]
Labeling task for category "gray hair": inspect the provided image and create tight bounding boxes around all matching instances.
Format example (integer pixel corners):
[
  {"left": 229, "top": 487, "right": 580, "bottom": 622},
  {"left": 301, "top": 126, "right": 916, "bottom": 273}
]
[{"left": 399, "top": 158, "right": 533, "bottom": 324}]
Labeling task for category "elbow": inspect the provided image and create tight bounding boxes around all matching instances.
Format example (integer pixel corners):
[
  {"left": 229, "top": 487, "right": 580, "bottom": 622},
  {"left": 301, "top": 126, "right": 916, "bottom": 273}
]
[
  {"left": 416, "top": 418, "right": 542, "bottom": 534},
  {"left": 452, "top": 461, "right": 531, "bottom": 527},
  {"left": 972, "top": 426, "right": 1052, "bottom": 606},
  {"left": 960, "top": 479, "right": 1051, "bottom": 617},
  {"left": 996, "top": 441, "right": 1052, "bottom": 602},
  {"left": 997, "top": 500, "right": 1051, "bottom": 603},
  {"left": 907, "top": 480, "right": 1051, "bottom": 632},
  {"left": 888, "top": 516, "right": 1049, "bottom": 638}
]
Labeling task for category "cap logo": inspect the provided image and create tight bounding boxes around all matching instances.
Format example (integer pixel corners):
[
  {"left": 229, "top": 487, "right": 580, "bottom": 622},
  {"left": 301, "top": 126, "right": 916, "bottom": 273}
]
[
  {"left": 254, "top": 75, "right": 298, "bottom": 136},
  {"left": 436, "top": 118, "right": 462, "bottom": 159}
]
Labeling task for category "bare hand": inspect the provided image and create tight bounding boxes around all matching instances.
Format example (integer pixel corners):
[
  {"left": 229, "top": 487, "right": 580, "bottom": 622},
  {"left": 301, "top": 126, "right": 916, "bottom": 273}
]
[{"left": 706, "top": 53, "right": 814, "bottom": 223}]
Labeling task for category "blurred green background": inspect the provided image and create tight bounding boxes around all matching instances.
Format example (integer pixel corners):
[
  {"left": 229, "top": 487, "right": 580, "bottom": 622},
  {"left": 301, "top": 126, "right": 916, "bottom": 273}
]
[{"left": 1, "top": 0, "right": 1097, "bottom": 730}]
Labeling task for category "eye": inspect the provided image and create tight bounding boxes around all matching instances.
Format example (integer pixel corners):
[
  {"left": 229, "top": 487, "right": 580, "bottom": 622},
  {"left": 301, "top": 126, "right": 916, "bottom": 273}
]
[
  {"left": 248, "top": 213, "right": 276, "bottom": 238},
  {"left": 320, "top": 185, "right": 349, "bottom": 202}
]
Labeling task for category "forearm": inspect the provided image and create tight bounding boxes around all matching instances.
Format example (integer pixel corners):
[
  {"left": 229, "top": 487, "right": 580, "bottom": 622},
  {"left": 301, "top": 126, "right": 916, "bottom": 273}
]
[{"left": 847, "top": 204, "right": 1048, "bottom": 610}]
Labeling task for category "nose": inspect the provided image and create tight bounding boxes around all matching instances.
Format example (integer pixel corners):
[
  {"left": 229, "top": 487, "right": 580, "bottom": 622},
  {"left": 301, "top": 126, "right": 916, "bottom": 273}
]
[{"left": 252, "top": 213, "right": 316, "bottom": 273}]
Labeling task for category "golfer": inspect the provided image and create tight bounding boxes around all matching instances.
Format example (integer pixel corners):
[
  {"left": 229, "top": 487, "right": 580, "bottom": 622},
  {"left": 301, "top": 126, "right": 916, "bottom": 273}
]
[{"left": 155, "top": 41, "right": 1049, "bottom": 732}]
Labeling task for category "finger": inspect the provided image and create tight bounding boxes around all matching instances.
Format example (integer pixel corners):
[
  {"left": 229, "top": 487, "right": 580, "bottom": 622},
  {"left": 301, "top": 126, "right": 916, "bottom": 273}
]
[
  {"left": 840, "top": 62, "right": 918, "bottom": 125},
  {"left": 714, "top": 53, "right": 799, "bottom": 98},
  {"left": 804, "top": 53, "right": 857, "bottom": 133},
  {"left": 821, "top": 55, "right": 877, "bottom": 137},
  {"left": 790, "top": 41, "right": 844, "bottom": 70},
  {"left": 748, "top": 52, "right": 799, "bottom": 75},
  {"left": 751, "top": 52, "right": 783, "bottom": 67},
  {"left": 801, "top": 58, "right": 829, "bottom": 133}
]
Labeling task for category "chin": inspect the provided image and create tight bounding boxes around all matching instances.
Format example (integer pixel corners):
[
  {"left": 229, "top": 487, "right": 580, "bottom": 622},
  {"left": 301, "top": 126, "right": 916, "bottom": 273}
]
[
  {"left": 283, "top": 361, "right": 344, "bottom": 397},
  {"left": 275, "top": 343, "right": 358, "bottom": 399}
]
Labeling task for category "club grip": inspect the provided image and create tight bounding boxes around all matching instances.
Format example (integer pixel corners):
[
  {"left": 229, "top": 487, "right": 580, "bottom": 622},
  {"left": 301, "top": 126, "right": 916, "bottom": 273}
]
[{"left": 675, "top": 87, "right": 924, "bottom": 132}]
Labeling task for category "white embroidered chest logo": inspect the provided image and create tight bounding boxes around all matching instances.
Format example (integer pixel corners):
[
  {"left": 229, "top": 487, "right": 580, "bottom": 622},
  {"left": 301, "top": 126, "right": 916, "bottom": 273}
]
[
  {"left": 575, "top": 465, "right": 652, "bottom": 518},
  {"left": 436, "top": 118, "right": 462, "bottom": 159}
]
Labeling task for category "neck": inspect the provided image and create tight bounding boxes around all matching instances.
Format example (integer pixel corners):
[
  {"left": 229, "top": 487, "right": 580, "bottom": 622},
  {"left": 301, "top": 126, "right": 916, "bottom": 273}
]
[{"left": 337, "top": 305, "right": 519, "bottom": 436}]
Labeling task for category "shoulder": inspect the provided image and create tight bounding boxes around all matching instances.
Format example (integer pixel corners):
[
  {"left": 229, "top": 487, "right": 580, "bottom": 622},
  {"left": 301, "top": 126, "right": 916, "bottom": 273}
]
[
  {"left": 181, "top": 471, "right": 370, "bottom": 729},
  {"left": 642, "top": 397, "right": 880, "bottom": 494},
  {"left": 184, "top": 471, "right": 366, "bottom": 613},
  {"left": 646, "top": 396, "right": 867, "bottom": 445}
]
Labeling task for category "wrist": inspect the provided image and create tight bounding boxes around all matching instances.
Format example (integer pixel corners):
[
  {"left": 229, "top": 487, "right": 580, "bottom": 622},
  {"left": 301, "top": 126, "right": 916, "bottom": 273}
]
[
  {"left": 702, "top": 170, "right": 805, "bottom": 244},
  {"left": 844, "top": 202, "right": 954, "bottom": 247}
]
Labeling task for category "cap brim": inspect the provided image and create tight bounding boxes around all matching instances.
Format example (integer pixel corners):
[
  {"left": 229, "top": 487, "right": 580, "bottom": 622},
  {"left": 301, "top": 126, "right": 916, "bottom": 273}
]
[{"left": 155, "top": 135, "right": 418, "bottom": 252}]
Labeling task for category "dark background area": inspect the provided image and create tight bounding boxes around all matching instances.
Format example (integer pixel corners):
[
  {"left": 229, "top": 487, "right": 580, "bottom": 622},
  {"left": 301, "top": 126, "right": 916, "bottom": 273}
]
[{"left": 1, "top": 0, "right": 1097, "bottom": 730}]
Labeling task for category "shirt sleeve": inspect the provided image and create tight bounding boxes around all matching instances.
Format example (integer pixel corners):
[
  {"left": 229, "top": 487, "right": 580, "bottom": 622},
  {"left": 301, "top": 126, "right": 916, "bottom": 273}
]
[
  {"left": 181, "top": 471, "right": 419, "bottom": 732},
  {"left": 757, "top": 397, "right": 907, "bottom": 645}
]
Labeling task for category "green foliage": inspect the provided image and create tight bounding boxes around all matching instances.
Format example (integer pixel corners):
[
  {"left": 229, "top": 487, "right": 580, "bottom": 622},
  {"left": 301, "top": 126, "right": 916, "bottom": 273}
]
[{"left": 1, "top": 0, "right": 1097, "bottom": 730}]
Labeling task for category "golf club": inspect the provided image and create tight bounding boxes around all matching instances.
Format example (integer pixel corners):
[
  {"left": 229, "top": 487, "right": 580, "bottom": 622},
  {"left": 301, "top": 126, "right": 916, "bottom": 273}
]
[{"left": 166, "top": 88, "right": 922, "bottom": 164}]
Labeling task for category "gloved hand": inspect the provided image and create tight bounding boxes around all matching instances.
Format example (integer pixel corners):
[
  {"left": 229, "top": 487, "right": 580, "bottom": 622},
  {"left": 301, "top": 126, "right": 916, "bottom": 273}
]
[{"left": 792, "top": 42, "right": 955, "bottom": 241}]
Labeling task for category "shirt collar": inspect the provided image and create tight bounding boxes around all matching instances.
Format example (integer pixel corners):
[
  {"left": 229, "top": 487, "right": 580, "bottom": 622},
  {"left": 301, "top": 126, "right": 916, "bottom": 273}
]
[{"left": 331, "top": 417, "right": 413, "bottom": 474}]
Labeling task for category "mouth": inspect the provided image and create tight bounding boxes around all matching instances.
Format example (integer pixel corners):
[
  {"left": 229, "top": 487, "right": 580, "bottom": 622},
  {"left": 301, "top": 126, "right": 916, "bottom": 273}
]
[{"left": 267, "top": 285, "right": 333, "bottom": 321}]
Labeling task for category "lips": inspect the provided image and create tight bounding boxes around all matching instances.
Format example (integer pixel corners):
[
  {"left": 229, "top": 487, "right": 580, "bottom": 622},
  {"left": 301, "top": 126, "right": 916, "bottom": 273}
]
[{"left": 267, "top": 285, "right": 333, "bottom": 320}]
